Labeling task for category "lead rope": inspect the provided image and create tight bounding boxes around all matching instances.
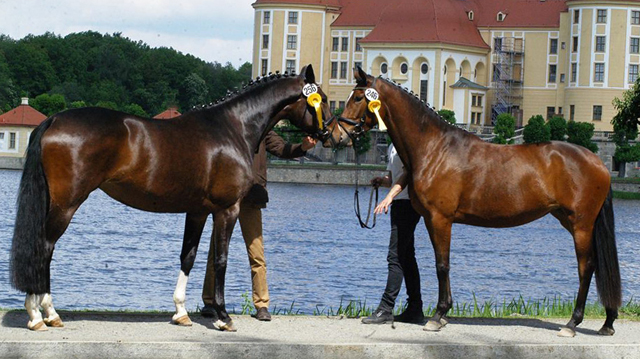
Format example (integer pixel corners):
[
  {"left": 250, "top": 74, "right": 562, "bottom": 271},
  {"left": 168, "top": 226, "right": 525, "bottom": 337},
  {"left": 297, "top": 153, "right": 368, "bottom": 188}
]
[{"left": 353, "top": 142, "right": 378, "bottom": 229}]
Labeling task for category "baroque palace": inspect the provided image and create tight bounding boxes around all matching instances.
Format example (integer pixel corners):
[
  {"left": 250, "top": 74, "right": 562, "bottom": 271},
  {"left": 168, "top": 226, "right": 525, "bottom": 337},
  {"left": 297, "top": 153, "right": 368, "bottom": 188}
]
[{"left": 251, "top": 0, "right": 640, "bottom": 131}]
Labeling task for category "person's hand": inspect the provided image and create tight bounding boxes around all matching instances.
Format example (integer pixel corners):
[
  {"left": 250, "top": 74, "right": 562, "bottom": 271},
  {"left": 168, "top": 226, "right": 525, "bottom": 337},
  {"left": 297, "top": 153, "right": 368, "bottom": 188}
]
[
  {"left": 370, "top": 176, "right": 385, "bottom": 188},
  {"left": 301, "top": 136, "right": 317, "bottom": 151},
  {"left": 374, "top": 196, "right": 393, "bottom": 214}
]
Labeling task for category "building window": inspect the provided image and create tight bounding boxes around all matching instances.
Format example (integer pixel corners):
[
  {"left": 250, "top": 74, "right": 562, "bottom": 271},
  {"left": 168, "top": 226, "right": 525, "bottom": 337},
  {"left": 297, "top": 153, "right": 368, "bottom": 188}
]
[
  {"left": 381, "top": 63, "right": 388, "bottom": 74},
  {"left": 571, "top": 63, "right": 577, "bottom": 82},
  {"left": 630, "top": 64, "right": 639, "bottom": 84},
  {"left": 493, "top": 64, "right": 501, "bottom": 81},
  {"left": 355, "top": 38, "right": 362, "bottom": 52},
  {"left": 332, "top": 37, "right": 339, "bottom": 51},
  {"left": 472, "top": 94, "right": 483, "bottom": 107},
  {"left": 468, "top": 11, "right": 474, "bottom": 21},
  {"left": 548, "top": 64, "right": 557, "bottom": 83},
  {"left": 547, "top": 107, "right": 555, "bottom": 119},
  {"left": 420, "top": 80, "right": 428, "bottom": 101},
  {"left": 9, "top": 132, "right": 16, "bottom": 149},
  {"left": 494, "top": 37, "right": 503, "bottom": 51},
  {"left": 286, "top": 60, "right": 296, "bottom": 74},
  {"left": 594, "top": 63, "right": 605, "bottom": 82},
  {"left": 261, "top": 59, "right": 268, "bottom": 76},
  {"left": 572, "top": 36, "right": 579, "bottom": 52},
  {"left": 633, "top": 11, "right": 640, "bottom": 25},
  {"left": 574, "top": 9, "right": 580, "bottom": 24},
  {"left": 339, "top": 101, "right": 345, "bottom": 110},
  {"left": 329, "top": 101, "right": 336, "bottom": 114},
  {"left": 550, "top": 38, "right": 558, "bottom": 54},
  {"left": 560, "top": 73, "right": 566, "bottom": 83},
  {"left": 421, "top": 63, "right": 429, "bottom": 75},
  {"left": 595, "top": 36, "right": 606, "bottom": 52},
  {"left": 631, "top": 37, "right": 640, "bottom": 54},
  {"left": 597, "top": 9, "right": 607, "bottom": 23},
  {"left": 593, "top": 105, "right": 602, "bottom": 121},
  {"left": 354, "top": 61, "right": 362, "bottom": 71},
  {"left": 497, "top": 12, "right": 506, "bottom": 22},
  {"left": 400, "top": 63, "right": 408, "bottom": 74},
  {"left": 263, "top": 11, "right": 270, "bottom": 24},
  {"left": 340, "top": 62, "right": 347, "bottom": 79},
  {"left": 341, "top": 37, "right": 349, "bottom": 51},
  {"left": 330, "top": 62, "right": 338, "bottom": 79},
  {"left": 570, "top": 105, "right": 575, "bottom": 121},
  {"left": 288, "top": 12, "right": 298, "bottom": 24},
  {"left": 262, "top": 34, "right": 269, "bottom": 49},
  {"left": 287, "top": 35, "right": 297, "bottom": 50}
]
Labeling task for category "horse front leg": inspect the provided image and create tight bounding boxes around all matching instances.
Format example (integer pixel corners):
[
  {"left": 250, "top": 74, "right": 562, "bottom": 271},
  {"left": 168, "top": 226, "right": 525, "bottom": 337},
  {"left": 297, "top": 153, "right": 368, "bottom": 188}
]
[
  {"left": 211, "top": 203, "right": 240, "bottom": 332},
  {"left": 171, "top": 213, "right": 208, "bottom": 326},
  {"left": 424, "top": 215, "right": 453, "bottom": 332}
]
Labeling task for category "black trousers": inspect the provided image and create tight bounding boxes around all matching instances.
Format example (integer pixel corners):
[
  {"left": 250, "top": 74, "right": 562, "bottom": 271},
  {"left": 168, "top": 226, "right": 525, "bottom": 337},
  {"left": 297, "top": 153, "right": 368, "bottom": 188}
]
[{"left": 378, "top": 199, "right": 422, "bottom": 312}]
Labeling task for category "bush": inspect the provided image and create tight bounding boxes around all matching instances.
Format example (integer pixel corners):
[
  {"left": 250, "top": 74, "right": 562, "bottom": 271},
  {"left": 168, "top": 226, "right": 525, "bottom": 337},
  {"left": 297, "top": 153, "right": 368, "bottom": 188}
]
[
  {"left": 548, "top": 116, "right": 567, "bottom": 141},
  {"left": 567, "top": 120, "right": 598, "bottom": 153},
  {"left": 492, "top": 113, "right": 516, "bottom": 144},
  {"left": 437, "top": 109, "right": 456, "bottom": 124},
  {"left": 523, "top": 115, "right": 551, "bottom": 144}
]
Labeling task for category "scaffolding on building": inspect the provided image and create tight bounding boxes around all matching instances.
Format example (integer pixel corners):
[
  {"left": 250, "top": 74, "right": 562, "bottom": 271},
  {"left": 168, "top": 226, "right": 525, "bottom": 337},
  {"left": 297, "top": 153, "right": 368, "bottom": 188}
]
[{"left": 491, "top": 37, "right": 524, "bottom": 127}]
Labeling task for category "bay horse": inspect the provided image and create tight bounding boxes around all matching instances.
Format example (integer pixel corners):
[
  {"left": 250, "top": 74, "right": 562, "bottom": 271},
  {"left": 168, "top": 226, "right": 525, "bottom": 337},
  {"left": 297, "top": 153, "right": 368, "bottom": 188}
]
[
  {"left": 326, "top": 67, "right": 621, "bottom": 337},
  {"left": 10, "top": 65, "right": 330, "bottom": 332}
]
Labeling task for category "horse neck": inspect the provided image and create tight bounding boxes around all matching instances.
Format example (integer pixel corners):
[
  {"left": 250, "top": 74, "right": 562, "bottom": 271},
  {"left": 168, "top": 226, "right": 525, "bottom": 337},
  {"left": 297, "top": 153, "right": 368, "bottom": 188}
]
[
  {"left": 225, "top": 77, "right": 302, "bottom": 152},
  {"left": 380, "top": 82, "right": 447, "bottom": 171}
]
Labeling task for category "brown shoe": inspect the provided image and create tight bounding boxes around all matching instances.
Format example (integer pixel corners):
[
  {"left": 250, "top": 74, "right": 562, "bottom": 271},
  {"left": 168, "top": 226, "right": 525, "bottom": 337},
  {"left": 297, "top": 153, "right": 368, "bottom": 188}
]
[{"left": 254, "top": 307, "right": 271, "bottom": 321}]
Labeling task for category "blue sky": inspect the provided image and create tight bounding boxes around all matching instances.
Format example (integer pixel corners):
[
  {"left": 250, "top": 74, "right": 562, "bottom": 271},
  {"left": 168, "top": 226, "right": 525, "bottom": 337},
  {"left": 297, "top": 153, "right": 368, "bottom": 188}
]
[{"left": 0, "top": 0, "right": 256, "bottom": 67}]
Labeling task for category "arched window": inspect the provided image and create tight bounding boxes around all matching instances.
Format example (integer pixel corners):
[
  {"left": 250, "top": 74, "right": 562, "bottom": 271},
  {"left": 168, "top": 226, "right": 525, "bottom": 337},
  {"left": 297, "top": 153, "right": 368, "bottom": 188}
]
[
  {"left": 381, "top": 63, "right": 388, "bottom": 74},
  {"left": 400, "top": 63, "right": 408, "bottom": 74},
  {"left": 421, "top": 63, "right": 428, "bottom": 75}
]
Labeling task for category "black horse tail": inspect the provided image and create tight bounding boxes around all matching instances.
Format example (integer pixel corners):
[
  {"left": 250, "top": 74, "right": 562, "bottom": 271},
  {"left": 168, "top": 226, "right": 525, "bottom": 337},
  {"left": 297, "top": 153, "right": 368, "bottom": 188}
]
[
  {"left": 593, "top": 187, "right": 622, "bottom": 310},
  {"left": 10, "top": 117, "right": 54, "bottom": 294}
]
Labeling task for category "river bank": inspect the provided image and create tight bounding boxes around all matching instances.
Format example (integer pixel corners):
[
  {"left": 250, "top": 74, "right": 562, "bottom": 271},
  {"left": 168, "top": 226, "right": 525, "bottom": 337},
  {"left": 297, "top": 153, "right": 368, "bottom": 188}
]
[{"left": 1, "top": 310, "right": 639, "bottom": 359}]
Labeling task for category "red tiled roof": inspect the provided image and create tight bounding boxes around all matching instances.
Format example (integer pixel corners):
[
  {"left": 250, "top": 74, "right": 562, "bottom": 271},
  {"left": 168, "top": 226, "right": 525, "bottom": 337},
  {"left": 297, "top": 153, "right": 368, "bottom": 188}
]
[
  {"left": 153, "top": 107, "right": 181, "bottom": 119},
  {"left": 253, "top": 0, "right": 341, "bottom": 8},
  {"left": 0, "top": 104, "right": 47, "bottom": 127},
  {"left": 474, "top": 0, "right": 569, "bottom": 28},
  {"left": 331, "top": 0, "right": 391, "bottom": 27}
]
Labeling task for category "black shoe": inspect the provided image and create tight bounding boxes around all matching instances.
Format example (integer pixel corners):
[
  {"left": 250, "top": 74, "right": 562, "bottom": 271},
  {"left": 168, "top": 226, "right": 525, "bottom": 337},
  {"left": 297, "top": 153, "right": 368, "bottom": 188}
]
[
  {"left": 394, "top": 306, "right": 425, "bottom": 324},
  {"left": 361, "top": 309, "right": 393, "bottom": 324},
  {"left": 253, "top": 307, "right": 272, "bottom": 321},
  {"left": 200, "top": 304, "right": 215, "bottom": 318}
]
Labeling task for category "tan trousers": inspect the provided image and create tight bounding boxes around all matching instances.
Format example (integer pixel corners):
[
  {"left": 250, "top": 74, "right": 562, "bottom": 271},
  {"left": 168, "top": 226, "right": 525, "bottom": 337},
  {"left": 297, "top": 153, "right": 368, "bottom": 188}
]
[{"left": 202, "top": 203, "right": 269, "bottom": 309}]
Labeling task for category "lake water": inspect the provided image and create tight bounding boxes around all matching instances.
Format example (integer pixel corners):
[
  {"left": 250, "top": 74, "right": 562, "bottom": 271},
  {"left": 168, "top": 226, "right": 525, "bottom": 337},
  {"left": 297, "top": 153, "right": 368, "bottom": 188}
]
[{"left": 1, "top": 169, "right": 639, "bottom": 314}]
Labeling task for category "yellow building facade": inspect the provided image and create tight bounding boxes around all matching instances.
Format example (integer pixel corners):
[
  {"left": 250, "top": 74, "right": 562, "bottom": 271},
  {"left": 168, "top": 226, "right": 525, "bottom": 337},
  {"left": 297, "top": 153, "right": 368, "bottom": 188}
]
[{"left": 252, "top": 0, "right": 640, "bottom": 131}]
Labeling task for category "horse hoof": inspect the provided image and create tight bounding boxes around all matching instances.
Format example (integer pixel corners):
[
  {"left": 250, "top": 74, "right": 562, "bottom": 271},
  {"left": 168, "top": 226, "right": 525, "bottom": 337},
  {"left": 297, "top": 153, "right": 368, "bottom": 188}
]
[
  {"left": 440, "top": 317, "right": 449, "bottom": 327},
  {"left": 28, "top": 320, "right": 48, "bottom": 332},
  {"left": 423, "top": 320, "right": 443, "bottom": 332},
  {"left": 598, "top": 326, "right": 615, "bottom": 336},
  {"left": 171, "top": 315, "right": 193, "bottom": 326},
  {"left": 213, "top": 319, "right": 237, "bottom": 332},
  {"left": 44, "top": 316, "right": 64, "bottom": 328},
  {"left": 557, "top": 327, "right": 576, "bottom": 338}
]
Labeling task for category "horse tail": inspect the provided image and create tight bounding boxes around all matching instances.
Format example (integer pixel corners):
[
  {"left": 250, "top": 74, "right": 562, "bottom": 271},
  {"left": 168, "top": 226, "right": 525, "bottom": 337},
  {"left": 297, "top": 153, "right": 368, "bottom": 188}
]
[
  {"left": 593, "top": 187, "right": 622, "bottom": 309},
  {"left": 10, "top": 117, "right": 54, "bottom": 294}
]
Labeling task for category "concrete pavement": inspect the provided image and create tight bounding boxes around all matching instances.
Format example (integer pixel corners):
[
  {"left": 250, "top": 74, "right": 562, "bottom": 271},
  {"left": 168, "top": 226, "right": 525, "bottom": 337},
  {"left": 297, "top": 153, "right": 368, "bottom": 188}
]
[{"left": 1, "top": 310, "right": 639, "bottom": 358}]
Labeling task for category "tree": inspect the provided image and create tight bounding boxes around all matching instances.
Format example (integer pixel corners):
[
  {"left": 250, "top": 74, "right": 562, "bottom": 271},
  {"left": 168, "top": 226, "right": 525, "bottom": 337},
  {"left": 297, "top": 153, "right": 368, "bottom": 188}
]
[
  {"left": 548, "top": 115, "right": 568, "bottom": 141},
  {"left": 567, "top": 121, "right": 598, "bottom": 153},
  {"left": 523, "top": 115, "right": 551, "bottom": 144},
  {"left": 30, "top": 93, "right": 66, "bottom": 116},
  {"left": 437, "top": 109, "right": 456, "bottom": 124},
  {"left": 179, "top": 73, "right": 208, "bottom": 110},
  {"left": 612, "top": 77, "right": 640, "bottom": 176},
  {"left": 492, "top": 113, "right": 516, "bottom": 144},
  {"left": 122, "top": 103, "right": 148, "bottom": 117}
]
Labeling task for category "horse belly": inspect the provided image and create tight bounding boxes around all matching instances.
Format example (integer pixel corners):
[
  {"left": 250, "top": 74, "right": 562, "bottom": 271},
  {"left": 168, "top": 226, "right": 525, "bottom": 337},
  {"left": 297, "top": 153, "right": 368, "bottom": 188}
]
[{"left": 99, "top": 181, "right": 207, "bottom": 213}]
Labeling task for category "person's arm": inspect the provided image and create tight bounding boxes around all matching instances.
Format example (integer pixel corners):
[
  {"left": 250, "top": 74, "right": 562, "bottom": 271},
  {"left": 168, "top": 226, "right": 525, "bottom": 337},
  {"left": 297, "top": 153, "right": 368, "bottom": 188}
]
[
  {"left": 374, "top": 169, "right": 408, "bottom": 214},
  {"left": 263, "top": 130, "right": 316, "bottom": 159}
]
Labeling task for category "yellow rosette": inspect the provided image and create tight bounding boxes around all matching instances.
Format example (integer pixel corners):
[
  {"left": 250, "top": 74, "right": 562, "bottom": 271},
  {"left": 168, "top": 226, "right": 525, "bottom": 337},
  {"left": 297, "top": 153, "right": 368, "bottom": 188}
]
[{"left": 306, "top": 93, "right": 323, "bottom": 130}]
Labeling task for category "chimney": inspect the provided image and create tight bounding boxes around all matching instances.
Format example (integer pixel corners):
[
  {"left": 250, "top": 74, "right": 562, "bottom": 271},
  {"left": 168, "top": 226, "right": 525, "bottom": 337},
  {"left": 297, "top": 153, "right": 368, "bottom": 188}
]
[{"left": 21, "top": 97, "right": 29, "bottom": 105}]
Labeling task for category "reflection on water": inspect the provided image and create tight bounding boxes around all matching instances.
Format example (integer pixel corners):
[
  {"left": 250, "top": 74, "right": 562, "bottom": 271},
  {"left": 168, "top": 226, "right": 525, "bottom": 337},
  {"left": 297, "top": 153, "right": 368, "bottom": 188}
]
[{"left": 1, "top": 169, "right": 639, "bottom": 313}]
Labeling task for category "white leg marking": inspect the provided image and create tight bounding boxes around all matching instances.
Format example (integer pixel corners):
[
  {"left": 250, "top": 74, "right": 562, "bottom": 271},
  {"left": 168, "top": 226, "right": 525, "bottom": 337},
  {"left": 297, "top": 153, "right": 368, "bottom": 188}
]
[
  {"left": 41, "top": 293, "right": 63, "bottom": 327},
  {"left": 172, "top": 270, "right": 190, "bottom": 324},
  {"left": 25, "top": 294, "right": 46, "bottom": 331}
]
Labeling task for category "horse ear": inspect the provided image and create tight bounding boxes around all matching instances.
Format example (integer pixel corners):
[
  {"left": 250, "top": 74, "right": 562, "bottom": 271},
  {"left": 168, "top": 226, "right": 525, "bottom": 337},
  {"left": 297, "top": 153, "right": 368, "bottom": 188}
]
[
  {"left": 300, "top": 64, "right": 316, "bottom": 83},
  {"left": 355, "top": 65, "right": 368, "bottom": 86}
]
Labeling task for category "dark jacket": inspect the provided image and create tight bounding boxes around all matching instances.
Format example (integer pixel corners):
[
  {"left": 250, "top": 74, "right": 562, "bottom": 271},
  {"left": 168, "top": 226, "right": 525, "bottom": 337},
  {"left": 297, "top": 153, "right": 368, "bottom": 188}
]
[{"left": 243, "top": 131, "right": 307, "bottom": 207}]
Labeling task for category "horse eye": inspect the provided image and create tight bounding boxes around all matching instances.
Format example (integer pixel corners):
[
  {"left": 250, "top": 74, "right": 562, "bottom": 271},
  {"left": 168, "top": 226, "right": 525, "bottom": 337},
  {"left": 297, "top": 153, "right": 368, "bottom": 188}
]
[{"left": 354, "top": 96, "right": 364, "bottom": 102}]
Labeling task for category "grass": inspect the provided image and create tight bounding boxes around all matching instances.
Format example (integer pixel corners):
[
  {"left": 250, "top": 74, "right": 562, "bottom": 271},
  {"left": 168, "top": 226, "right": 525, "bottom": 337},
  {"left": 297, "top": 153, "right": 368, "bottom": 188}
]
[
  {"left": 611, "top": 177, "right": 640, "bottom": 184},
  {"left": 613, "top": 191, "right": 640, "bottom": 200}
]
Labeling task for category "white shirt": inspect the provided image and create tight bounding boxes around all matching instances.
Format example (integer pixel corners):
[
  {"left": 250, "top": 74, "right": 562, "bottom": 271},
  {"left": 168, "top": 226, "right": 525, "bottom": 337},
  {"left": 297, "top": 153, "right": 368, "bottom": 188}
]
[{"left": 386, "top": 144, "right": 409, "bottom": 200}]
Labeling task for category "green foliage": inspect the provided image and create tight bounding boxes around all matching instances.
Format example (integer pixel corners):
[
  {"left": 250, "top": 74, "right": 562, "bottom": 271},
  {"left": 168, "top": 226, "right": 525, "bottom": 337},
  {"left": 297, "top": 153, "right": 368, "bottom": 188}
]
[
  {"left": 95, "top": 101, "right": 118, "bottom": 110},
  {"left": 548, "top": 115, "right": 567, "bottom": 141},
  {"left": 354, "top": 130, "right": 372, "bottom": 156},
  {"left": 492, "top": 113, "right": 516, "bottom": 144},
  {"left": 121, "top": 103, "right": 148, "bottom": 117},
  {"left": 273, "top": 120, "right": 304, "bottom": 144},
  {"left": 523, "top": 115, "right": 551, "bottom": 144},
  {"left": 567, "top": 120, "right": 598, "bottom": 153},
  {"left": 30, "top": 93, "right": 66, "bottom": 116},
  {"left": 0, "top": 31, "right": 251, "bottom": 116},
  {"left": 70, "top": 101, "right": 86, "bottom": 108},
  {"left": 437, "top": 109, "right": 456, "bottom": 124},
  {"left": 612, "top": 77, "right": 640, "bottom": 163}
]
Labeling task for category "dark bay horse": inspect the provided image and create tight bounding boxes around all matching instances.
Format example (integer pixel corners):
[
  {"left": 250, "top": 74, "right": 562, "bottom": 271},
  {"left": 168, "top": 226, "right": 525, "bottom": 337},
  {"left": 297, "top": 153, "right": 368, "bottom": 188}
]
[
  {"left": 326, "top": 67, "right": 621, "bottom": 337},
  {"left": 10, "top": 65, "right": 330, "bottom": 332}
]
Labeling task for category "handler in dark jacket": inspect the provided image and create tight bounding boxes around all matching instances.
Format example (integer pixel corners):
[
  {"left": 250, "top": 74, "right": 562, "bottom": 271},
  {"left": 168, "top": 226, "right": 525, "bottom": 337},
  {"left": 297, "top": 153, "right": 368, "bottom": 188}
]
[{"left": 201, "top": 130, "right": 317, "bottom": 321}]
